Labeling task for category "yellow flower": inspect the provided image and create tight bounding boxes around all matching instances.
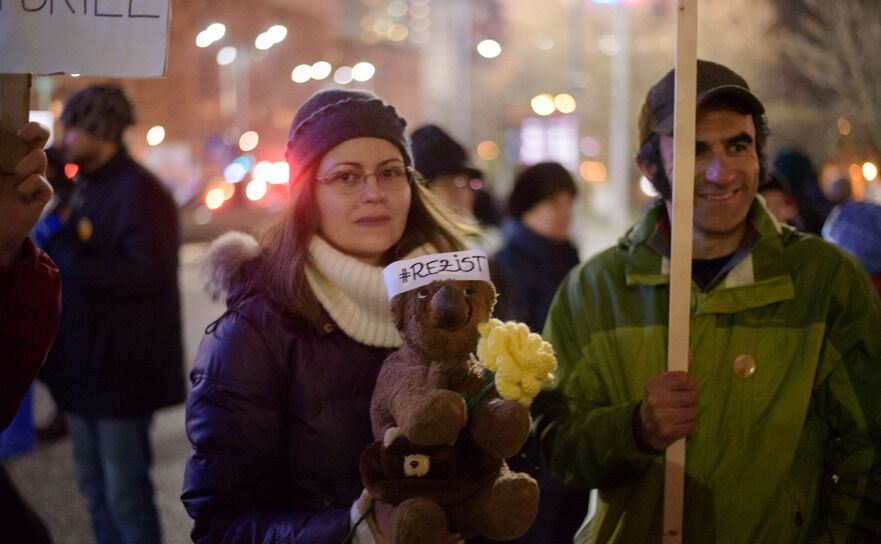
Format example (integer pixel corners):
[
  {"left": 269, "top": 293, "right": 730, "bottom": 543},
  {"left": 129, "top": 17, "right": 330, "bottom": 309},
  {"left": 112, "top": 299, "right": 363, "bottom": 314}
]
[{"left": 476, "top": 319, "right": 557, "bottom": 405}]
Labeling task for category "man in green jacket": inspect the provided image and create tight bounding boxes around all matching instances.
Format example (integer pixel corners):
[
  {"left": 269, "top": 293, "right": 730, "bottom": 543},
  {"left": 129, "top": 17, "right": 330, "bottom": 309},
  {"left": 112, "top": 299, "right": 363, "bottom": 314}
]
[{"left": 534, "top": 60, "right": 881, "bottom": 543}]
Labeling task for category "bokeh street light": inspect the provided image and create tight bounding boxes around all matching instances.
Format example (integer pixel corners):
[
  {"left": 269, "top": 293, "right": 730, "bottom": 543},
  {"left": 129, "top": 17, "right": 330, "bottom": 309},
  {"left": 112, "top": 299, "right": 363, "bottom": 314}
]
[
  {"left": 216, "top": 46, "right": 237, "bottom": 66},
  {"left": 530, "top": 94, "right": 555, "bottom": 116},
  {"left": 311, "top": 61, "right": 332, "bottom": 80},
  {"left": 196, "top": 23, "right": 226, "bottom": 48},
  {"left": 291, "top": 60, "right": 340, "bottom": 84},
  {"left": 334, "top": 66, "right": 354, "bottom": 85},
  {"left": 255, "top": 25, "right": 287, "bottom": 50},
  {"left": 238, "top": 130, "right": 259, "bottom": 152},
  {"left": 554, "top": 93, "right": 576, "bottom": 113},
  {"left": 205, "top": 188, "right": 225, "bottom": 210},
  {"left": 291, "top": 64, "right": 312, "bottom": 83},
  {"left": 477, "top": 140, "right": 500, "bottom": 161},
  {"left": 352, "top": 62, "right": 376, "bottom": 82},
  {"left": 863, "top": 161, "right": 878, "bottom": 181},
  {"left": 477, "top": 39, "right": 502, "bottom": 59},
  {"left": 580, "top": 160, "right": 608, "bottom": 182},
  {"left": 146, "top": 125, "right": 165, "bottom": 146}
]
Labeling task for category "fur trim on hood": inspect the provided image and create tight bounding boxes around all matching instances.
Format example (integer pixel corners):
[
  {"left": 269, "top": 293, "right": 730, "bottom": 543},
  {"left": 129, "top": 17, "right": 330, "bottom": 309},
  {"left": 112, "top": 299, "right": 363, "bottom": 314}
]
[{"left": 202, "top": 231, "right": 261, "bottom": 301}]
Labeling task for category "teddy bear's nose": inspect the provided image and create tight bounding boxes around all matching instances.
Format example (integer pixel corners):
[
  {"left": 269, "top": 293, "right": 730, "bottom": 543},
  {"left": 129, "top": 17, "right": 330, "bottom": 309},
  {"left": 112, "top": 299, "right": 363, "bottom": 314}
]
[{"left": 431, "top": 285, "right": 469, "bottom": 330}]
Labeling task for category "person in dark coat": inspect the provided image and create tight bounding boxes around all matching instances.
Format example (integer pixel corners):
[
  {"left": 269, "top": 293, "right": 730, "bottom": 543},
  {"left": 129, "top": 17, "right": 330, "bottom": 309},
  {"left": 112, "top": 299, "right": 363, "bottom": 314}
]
[
  {"left": 39, "top": 85, "right": 184, "bottom": 544},
  {"left": 181, "top": 89, "right": 473, "bottom": 543},
  {"left": 495, "top": 162, "right": 580, "bottom": 333},
  {"left": 490, "top": 161, "right": 587, "bottom": 544}
]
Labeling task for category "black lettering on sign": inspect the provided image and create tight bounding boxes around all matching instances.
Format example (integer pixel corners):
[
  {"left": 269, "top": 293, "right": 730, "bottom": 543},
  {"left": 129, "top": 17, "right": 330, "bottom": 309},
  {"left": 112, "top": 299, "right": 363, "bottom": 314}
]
[
  {"left": 129, "top": 0, "right": 158, "bottom": 17},
  {"left": 15, "top": 0, "right": 75, "bottom": 13},
  {"left": 95, "top": 0, "right": 121, "bottom": 17},
  {"left": 21, "top": 0, "right": 48, "bottom": 12},
  {"left": 12, "top": 0, "right": 159, "bottom": 16},
  {"left": 438, "top": 257, "right": 457, "bottom": 273},
  {"left": 395, "top": 253, "right": 486, "bottom": 288}
]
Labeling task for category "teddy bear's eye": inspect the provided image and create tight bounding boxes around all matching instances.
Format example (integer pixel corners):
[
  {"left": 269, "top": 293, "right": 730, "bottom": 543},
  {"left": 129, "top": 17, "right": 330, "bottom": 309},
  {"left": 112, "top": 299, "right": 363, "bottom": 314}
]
[{"left": 417, "top": 288, "right": 430, "bottom": 299}]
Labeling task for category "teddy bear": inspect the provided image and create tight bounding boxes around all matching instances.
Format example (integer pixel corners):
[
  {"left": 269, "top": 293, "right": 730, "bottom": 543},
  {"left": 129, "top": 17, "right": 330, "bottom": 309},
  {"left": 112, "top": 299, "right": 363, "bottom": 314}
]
[{"left": 358, "top": 250, "right": 543, "bottom": 544}]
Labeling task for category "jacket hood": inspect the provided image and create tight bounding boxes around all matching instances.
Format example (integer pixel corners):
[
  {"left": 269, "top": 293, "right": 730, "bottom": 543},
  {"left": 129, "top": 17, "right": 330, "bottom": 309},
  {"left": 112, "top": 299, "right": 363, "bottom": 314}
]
[{"left": 203, "top": 231, "right": 261, "bottom": 301}]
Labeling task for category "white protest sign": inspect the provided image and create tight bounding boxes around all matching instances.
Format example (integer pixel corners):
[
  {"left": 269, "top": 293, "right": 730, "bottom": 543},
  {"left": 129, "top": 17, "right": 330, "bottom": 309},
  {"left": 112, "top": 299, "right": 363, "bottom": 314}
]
[
  {"left": 0, "top": 0, "right": 170, "bottom": 77},
  {"left": 383, "top": 250, "right": 491, "bottom": 300}
]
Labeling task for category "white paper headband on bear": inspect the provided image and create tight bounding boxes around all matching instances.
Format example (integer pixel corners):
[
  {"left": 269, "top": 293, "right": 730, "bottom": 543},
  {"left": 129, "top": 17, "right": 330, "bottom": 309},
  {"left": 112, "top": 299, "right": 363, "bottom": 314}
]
[{"left": 383, "top": 249, "right": 491, "bottom": 300}]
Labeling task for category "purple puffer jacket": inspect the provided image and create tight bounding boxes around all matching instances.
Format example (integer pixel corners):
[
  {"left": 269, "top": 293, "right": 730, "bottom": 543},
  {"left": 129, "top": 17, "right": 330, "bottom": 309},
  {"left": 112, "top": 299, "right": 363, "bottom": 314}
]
[{"left": 182, "top": 276, "right": 391, "bottom": 543}]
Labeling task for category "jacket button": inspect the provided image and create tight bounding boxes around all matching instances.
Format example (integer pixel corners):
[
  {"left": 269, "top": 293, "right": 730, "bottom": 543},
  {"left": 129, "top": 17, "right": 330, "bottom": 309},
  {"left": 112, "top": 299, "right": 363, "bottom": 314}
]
[
  {"left": 78, "top": 217, "right": 93, "bottom": 242},
  {"left": 323, "top": 323, "right": 333, "bottom": 333},
  {"left": 323, "top": 500, "right": 331, "bottom": 507},
  {"left": 732, "top": 354, "right": 756, "bottom": 379}
]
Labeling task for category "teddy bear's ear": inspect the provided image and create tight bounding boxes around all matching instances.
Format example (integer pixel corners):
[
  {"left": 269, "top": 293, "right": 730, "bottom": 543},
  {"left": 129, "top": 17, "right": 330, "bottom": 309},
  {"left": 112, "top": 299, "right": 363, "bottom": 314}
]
[
  {"left": 390, "top": 292, "right": 407, "bottom": 331},
  {"left": 481, "top": 281, "right": 498, "bottom": 317}
]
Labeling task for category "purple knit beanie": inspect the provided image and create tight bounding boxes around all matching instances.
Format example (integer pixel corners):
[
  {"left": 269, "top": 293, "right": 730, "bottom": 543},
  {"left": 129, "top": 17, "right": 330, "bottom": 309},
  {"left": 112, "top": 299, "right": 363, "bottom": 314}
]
[
  {"left": 60, "top": 85, "right": 135, "bottom": 142},
  {"left": 285, "top": 89, "right": 412, "bottom": 184}
]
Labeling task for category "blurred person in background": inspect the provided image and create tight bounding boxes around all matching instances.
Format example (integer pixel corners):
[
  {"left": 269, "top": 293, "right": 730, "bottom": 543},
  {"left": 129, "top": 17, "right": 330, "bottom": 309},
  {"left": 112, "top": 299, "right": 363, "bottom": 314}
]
[
  {"left": 181, "top": 89, "right": 474, "bottom": 543},
  {"left": 473, "top": 186, "right": 504, "bottom": 232},
  {"left": 410, "top": 124, "right": 503, "bottom": 251},
  {"left": 0, "top": 122, "right": 60, "bottom": 543},
  {"left": 534, "top": 60, "right": 881, "bottom": 542},
  {"left": 756, "top": 172, "right": 797, "bottom": 226},
  {"left": 495, "top": 162, "right": 580, "bottom": 333},
  {"left": 39, "top": 85, "right": 185, "bottom": 544},
  {"left": 492, "top": 161, "right": 585, "bottom": 544},
  {"left": 771, "top": 148, "right": 833, "bottom": 235},
  {"left": 822, "top": 182, "right": 881, "bottom": 297},
  {"left": 410, "top": 123, "right": 523, "bottom": 324},
  {"left": 34, "top": 146, "right": 77, "bottom": 240},
  {"left": 825, "top": 176, "right": 853, "bottom": 207},
  {"left": 31, "top": 146, "right": 75, "bottom": 443}
]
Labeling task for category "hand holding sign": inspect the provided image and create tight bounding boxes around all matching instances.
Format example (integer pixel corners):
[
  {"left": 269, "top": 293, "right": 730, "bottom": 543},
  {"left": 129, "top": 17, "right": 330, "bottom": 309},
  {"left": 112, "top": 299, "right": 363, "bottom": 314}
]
[{"left": 0, "top": 121, "right": 51, "bottom": 265}]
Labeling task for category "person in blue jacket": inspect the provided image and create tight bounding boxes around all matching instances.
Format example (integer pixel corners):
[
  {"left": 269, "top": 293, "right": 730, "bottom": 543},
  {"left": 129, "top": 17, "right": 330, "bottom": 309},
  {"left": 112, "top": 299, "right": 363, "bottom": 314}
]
[{"left": 181, "top": 89, "right": 473, "bottom": 543}]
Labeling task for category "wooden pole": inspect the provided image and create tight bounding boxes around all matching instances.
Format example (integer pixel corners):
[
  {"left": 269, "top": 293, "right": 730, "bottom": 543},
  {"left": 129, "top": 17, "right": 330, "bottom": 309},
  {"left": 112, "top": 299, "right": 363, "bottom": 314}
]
[
  {"left": 0, "top": 74, "right": 32, "bottom": 175},
  {"left": 662, "top": 1, "right": 697, "bottom": 543}
]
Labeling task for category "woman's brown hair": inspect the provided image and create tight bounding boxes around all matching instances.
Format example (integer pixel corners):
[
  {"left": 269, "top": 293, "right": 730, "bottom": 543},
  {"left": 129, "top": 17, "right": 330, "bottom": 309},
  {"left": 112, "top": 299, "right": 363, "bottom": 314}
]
[{"left": 255, "top": 166, "right": 476, "bottom": 324}]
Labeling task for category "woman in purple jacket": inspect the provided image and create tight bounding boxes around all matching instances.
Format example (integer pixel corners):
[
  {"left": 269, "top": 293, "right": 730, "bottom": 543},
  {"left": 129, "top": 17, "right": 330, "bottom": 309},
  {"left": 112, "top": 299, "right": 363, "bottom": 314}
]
[{"left": 182, "top": 89, "right": 470, "bottom": 543}]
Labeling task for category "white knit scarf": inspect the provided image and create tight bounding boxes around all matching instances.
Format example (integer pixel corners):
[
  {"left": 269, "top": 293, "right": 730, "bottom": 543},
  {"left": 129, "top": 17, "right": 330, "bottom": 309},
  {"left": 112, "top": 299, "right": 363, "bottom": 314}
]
[{"left": 304, "top": 236, "right": 433, "bottom": 348}]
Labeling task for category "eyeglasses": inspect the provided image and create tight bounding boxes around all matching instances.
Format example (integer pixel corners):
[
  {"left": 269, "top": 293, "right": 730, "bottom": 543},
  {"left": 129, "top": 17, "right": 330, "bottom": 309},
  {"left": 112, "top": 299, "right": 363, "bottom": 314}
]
[{"left": 316, "top": 165, "right": 413, "bottom": 195}]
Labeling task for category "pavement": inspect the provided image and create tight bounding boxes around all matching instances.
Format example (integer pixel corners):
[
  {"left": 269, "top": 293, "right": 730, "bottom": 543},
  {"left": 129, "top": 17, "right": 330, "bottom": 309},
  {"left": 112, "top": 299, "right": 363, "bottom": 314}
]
[{"left": 5, "top": 242, "right": 225, "bottom": 544}]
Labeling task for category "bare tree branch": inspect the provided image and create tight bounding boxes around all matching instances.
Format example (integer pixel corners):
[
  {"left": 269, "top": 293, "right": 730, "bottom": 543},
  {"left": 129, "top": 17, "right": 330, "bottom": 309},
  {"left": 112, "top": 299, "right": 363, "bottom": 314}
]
[{"left": 785, "top": 0, "right": 881, "bottom": 154}]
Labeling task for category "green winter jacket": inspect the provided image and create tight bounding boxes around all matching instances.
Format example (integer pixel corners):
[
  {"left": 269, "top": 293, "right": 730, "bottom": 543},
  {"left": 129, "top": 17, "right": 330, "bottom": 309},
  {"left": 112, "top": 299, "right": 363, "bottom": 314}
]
[{"left": 535, "top": 199, "right": 881, "bottom": 543}]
